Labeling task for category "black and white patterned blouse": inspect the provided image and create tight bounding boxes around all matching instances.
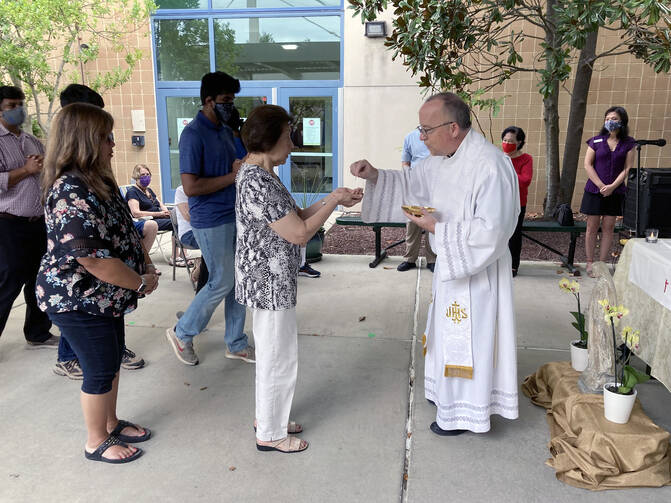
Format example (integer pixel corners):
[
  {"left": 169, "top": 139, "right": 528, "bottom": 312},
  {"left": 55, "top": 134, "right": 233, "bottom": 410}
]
[{"left": 235, "top": 163, "right": 300, "bottom": 310}]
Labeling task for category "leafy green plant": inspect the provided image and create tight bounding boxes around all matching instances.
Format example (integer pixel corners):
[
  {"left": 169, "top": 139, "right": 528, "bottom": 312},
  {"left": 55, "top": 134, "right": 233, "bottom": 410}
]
[
  {"left": 0, "top": 0, "right": 156, "bottom": 136},
  {"left": 348, "top": 0, "right": 671, "bottom": 217},
  {"left": 599, "top": 300, "right": 651, "bottom": 394},
  {"left": 296, "top": 166, "right": 328, "bottom": 210}
]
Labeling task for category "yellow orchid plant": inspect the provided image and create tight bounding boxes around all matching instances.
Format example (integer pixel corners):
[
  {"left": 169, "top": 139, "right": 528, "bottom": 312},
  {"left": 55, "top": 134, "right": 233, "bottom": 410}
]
[
  {"left": 599, "top": 300, "right": 650, "bottom": 394},
  {"left": 559, "top": 278, "right": 587, "bottom": 348}
]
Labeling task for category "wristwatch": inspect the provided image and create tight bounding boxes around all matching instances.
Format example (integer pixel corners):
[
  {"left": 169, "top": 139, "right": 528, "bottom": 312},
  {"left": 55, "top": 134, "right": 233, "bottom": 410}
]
[{"left": 136, "top": 276, "right": 147, "bottom": 294}]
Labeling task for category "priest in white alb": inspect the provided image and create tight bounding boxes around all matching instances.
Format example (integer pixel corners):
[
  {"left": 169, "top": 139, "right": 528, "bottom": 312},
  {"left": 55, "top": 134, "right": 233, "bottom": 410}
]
[{"left": 350, "top": 93, "right": 520, "bottom": 435}]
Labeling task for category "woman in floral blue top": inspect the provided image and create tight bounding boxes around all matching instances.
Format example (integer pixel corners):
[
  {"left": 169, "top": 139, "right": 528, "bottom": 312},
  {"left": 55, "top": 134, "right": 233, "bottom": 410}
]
[{"left": 37, "top": 103, "right": 160, "bottom": 464}]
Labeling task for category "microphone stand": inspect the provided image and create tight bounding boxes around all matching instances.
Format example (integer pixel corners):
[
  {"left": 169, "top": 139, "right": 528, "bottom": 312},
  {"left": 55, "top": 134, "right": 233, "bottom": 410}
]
[{"left": 635, "top": 143, "right": 642, "bottom": 237}]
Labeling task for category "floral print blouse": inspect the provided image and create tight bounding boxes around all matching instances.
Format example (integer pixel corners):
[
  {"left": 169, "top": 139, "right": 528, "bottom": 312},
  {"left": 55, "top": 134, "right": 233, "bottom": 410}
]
[
  {"left": 235, "top": 163, "right": 300, "bottom": 310},
  {"left": 36, "top": 173, "right": 145, "bottom": 318}
]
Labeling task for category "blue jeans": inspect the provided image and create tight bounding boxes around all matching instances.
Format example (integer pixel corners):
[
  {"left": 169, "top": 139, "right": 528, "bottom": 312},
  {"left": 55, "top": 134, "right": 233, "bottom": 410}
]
[
  {"left": 176, "top": 222, "right": 247, "bottom": 351},
  {"left": 181, "top": 230, "right": 198, "bottom": 248}
]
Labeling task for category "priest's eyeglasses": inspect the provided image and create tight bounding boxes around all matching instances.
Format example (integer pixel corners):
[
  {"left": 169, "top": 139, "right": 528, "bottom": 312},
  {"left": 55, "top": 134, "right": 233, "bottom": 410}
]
[{"left": 417, "top": 121, "right": 455, "bottom": 137}]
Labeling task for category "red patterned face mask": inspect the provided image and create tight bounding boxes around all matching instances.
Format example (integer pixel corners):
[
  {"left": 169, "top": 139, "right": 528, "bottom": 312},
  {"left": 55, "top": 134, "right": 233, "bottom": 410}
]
[{"left": 502, "top": 142, "right": 517, "bottom": 154}]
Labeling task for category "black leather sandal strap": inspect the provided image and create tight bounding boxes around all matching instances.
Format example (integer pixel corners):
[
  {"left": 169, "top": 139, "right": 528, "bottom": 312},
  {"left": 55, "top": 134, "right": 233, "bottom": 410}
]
[
  {"left": 93, "top": 435, "right": 124, "bottom": 458},
  {"left": 111, "top": 419, "right": 134, "bottom": 437}
]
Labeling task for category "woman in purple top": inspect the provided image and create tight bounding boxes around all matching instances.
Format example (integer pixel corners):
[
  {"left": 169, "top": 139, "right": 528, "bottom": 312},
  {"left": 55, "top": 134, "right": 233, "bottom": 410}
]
[{"left": 580, "top": 106, "right": 635, "bottom": 277}]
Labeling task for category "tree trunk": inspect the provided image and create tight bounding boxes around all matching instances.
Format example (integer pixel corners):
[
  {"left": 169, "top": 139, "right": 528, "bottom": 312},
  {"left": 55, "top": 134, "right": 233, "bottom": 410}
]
[
  {"left": 559, "top": 30, "right": 598, "bottom": 207},
  {"left": 543, "top": 0, "right": 561, "bottom": 218}
]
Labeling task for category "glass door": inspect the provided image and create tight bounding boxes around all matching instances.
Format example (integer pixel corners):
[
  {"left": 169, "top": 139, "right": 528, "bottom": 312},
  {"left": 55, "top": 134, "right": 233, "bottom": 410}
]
[
  {"left": 156, "top": 87, "right": 272, "bottom": 202},
  {"left": 277, "top": 88, "right": 338, "bottom": 207}
]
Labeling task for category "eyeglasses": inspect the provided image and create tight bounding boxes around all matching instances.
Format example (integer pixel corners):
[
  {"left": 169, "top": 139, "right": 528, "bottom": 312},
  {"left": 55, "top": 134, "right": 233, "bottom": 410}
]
[{"left": 417, "top": 121, "right": 455, "bottom": 137}]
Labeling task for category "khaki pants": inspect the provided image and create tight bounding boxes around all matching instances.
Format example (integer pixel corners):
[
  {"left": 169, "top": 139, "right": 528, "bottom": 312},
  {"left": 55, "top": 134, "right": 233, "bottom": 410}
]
[{"left": 403, "top": 222, "right": 437, "bottom": 263}]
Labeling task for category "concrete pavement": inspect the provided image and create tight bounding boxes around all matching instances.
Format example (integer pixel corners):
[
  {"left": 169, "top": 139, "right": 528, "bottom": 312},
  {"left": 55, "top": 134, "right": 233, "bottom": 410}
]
[{"left": 1, "top": 255, "right": 669, "bottom": 502}]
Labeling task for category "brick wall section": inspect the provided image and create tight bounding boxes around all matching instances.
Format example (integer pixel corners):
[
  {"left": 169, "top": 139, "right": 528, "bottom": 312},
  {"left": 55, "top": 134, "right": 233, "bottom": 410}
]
[{"left": 88, "top": 24, "right": 160, "bottom": 191}]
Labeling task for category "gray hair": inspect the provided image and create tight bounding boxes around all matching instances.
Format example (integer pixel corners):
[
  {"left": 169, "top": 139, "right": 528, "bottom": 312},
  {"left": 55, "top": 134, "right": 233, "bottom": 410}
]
[{"left": 426, "top": 93, "right": 471, "bottom": 129}]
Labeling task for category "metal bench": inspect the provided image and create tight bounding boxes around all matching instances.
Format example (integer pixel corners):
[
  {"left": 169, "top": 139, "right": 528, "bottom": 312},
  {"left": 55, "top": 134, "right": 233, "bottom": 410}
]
[
  {"left": 334, "top": 215, "right": 406, "bottom": 268},
  {"left": 522, "top": 220, "right": 624, "bottom": 274}
]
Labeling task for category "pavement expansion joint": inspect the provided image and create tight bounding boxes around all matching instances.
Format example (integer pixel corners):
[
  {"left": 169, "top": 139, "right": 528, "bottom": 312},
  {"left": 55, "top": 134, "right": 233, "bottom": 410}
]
[{"left": 401, "top": 257, "right": 423, "bottom": 502}]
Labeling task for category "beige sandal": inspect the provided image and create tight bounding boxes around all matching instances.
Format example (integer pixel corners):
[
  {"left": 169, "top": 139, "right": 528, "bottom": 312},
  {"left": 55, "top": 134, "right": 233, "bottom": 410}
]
[{"left": 256, "top": 436, "right": 309, "bottom": 453}]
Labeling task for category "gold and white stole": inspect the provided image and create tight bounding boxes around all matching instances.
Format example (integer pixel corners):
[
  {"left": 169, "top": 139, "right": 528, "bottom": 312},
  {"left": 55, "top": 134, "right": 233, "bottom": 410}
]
[{"left": 441, "top": 277, "right": 473, "bottom": 379}]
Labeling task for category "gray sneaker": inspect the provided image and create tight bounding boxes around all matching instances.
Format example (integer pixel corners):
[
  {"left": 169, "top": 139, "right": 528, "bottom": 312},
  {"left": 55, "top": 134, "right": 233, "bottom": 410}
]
[
  {"left": 225, "top": 345, "right": 255, "bottom": 363},
  {"left": 53, "top": 359, "right": 83, "bottom": 380},
  {"left": 165, "top": 326, "right": 198, "bottom": 365},
  {"left": 121, "top": 347, "right": 145, "bottom": 370}
]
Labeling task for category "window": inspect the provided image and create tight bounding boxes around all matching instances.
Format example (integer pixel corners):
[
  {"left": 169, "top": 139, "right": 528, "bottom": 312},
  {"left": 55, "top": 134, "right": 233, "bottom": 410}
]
[
  {"left": 214, "top": 16, "right": 340, "bottom": 80},
  {"left": 154, "top": 18, "right": 210, "bottom": 81},
  {"left": 211, "top": 0, "right": 340, "bottom": 8},
  {"left": 156, "top": 0, "right": 208, "bottom": 8}
]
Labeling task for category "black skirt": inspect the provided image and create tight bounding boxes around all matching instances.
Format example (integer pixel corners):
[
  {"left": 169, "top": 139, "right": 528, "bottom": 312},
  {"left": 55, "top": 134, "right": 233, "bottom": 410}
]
[{"left": 579, "top": 190, "right": 624, "bottom": 216}]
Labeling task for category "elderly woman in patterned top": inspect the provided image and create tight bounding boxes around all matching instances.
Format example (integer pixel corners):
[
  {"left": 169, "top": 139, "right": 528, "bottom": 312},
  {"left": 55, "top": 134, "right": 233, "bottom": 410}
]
[
  {"left": 36, "top": 103, "right": 160, "bottom": 464},
  {"left": 236, "top": 105, "right": 362, "bottom": 453}
]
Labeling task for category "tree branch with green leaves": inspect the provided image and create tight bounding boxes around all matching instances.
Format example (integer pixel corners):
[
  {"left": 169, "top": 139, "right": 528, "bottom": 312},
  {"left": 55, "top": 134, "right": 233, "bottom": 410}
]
[
  {"left": 0, "top": 0, "right": 156, "bottom": 137},
  {"left": 349, "top": 0, "right": 671, "bottom": 217}
]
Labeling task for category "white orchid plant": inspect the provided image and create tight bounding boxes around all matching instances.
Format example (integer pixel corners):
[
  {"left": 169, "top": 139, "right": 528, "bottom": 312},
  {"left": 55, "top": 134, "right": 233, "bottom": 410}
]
[
  {"left": 559, "top": 278, "right": 587, "bottom": 349},
  {"left": 599, "top": 300, "right": 650, "bottom": 394}
]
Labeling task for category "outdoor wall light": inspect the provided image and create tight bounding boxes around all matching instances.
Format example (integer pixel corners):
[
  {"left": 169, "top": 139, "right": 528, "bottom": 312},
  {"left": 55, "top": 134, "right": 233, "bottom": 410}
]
[
  {"left": 364, "top": 21, "right": 386, "bottom": 38},
  {"left": 281, "top": 44, "right": 298, "bottom": 50}
]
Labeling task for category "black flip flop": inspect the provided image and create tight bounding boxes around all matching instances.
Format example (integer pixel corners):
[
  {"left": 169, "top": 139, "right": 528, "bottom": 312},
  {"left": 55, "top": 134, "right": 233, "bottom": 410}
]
[
  {"left": 111, "top": 419, "right": 152, "bottom": 443},
  {"left": 84, "top": 434, "right": 143, "bottom": 464}
]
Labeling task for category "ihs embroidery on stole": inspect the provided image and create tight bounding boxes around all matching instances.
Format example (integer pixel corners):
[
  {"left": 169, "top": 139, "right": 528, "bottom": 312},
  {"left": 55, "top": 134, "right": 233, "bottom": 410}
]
[
  {"left": 446, "top": 301, "right": 468, "bottom": 324},
  {"left": 443, "top": 301, "right": 473, "bottom": 379}
]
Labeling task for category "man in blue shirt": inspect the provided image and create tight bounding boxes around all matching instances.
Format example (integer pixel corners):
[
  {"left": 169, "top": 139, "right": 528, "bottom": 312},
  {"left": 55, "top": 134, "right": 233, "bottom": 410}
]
[
  {"left": 397, "top": 128, "right": 436, "bottom": 272},
  {"left": 165, "top": 72, "right": 252, "bottom": 366}
]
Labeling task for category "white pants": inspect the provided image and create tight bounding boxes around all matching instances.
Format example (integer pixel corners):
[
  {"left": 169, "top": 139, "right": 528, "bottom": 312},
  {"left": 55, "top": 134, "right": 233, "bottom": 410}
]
[{"left": 253, "top": 307, "right": 298, "bottom": 441}]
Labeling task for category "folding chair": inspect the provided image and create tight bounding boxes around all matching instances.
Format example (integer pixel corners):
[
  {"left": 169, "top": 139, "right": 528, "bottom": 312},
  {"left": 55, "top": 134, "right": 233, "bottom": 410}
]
[{"left": 169, "top": 207, "right": 198, "bottom": 290}]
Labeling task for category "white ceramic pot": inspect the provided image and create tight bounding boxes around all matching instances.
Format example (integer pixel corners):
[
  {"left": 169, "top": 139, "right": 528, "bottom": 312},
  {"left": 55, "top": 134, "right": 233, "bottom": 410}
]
[
  {"left": 570, "top": 340, "right": 588, "bottom": 372},
  {"left": 603, "top": 382, "right": 637, "bottom": 424}
]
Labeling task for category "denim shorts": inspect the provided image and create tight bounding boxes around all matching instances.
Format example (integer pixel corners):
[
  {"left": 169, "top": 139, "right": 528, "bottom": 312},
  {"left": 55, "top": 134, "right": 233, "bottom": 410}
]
[{"left": 48, "top": 311, "right": 125, "bottom": 394}]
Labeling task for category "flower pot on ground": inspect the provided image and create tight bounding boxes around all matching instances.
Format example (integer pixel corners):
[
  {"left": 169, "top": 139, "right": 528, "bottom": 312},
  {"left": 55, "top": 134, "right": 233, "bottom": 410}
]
[
  {"left": 559, "top": 278, "right": 588, "bottom": 370},
  {"left": 306, "top": 228, "right": 325, "bottom": 263},
  {"left": 603, "top": 382, "right": 637, "bottom": 424},
  {"left": 570, "top": 340, "right": 589, "bottom": 371},
  {"left": 599, "top": 301, "right": 651, "bottom": 424}
]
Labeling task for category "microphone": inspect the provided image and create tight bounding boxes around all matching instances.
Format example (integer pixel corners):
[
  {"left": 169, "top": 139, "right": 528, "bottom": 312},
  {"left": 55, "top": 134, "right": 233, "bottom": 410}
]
[{"left": 635, "top": 138, "right": 666, "bottom": 147}]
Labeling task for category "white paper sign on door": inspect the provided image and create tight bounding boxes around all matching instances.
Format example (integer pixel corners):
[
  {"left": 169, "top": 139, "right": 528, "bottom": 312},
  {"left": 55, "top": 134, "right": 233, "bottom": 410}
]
[
  {"left": 303, "top": 118, "right": 321, "bottom": 146},
  {"left": 177, "top": 118, "right": 192, "bottom": 142}
]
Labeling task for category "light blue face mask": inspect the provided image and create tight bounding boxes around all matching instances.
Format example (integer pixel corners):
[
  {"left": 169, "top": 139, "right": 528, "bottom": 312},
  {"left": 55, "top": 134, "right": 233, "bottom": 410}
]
[
  {"left": 604, "top": 119, "right": 622, "bottom": 132},
  {"left": 1, "top": 106, "right": 26, "bottom": 126}
]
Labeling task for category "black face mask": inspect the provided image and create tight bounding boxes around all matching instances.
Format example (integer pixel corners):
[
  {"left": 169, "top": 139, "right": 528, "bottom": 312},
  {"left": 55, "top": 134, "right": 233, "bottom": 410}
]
[
  {"left": 215, "top": 102, "right": 235, "bottom": 124},
  {"left": 224, "top": 105, "right": 243, "bottom": 133}
]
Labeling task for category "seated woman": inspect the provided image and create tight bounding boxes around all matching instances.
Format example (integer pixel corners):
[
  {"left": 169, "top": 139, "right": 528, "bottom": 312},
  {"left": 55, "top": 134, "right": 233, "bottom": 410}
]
[
  {"left": 125, "top": 164, "right": 172, "bottom": 230},
  {"left": 236, "top": 104, "right": 362, "bottom": 453},
  {"left": 126, "top": 164, "right": 183, "bottom": 266},
  {"left": 37, "top": 103, "right": 159, "bottom": 463}
]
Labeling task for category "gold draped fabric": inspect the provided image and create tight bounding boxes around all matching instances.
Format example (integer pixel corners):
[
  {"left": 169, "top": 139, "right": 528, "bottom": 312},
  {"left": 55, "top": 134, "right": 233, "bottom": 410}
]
[{"left": 522, "top": 361, "right": 671, "bottom": 490}]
